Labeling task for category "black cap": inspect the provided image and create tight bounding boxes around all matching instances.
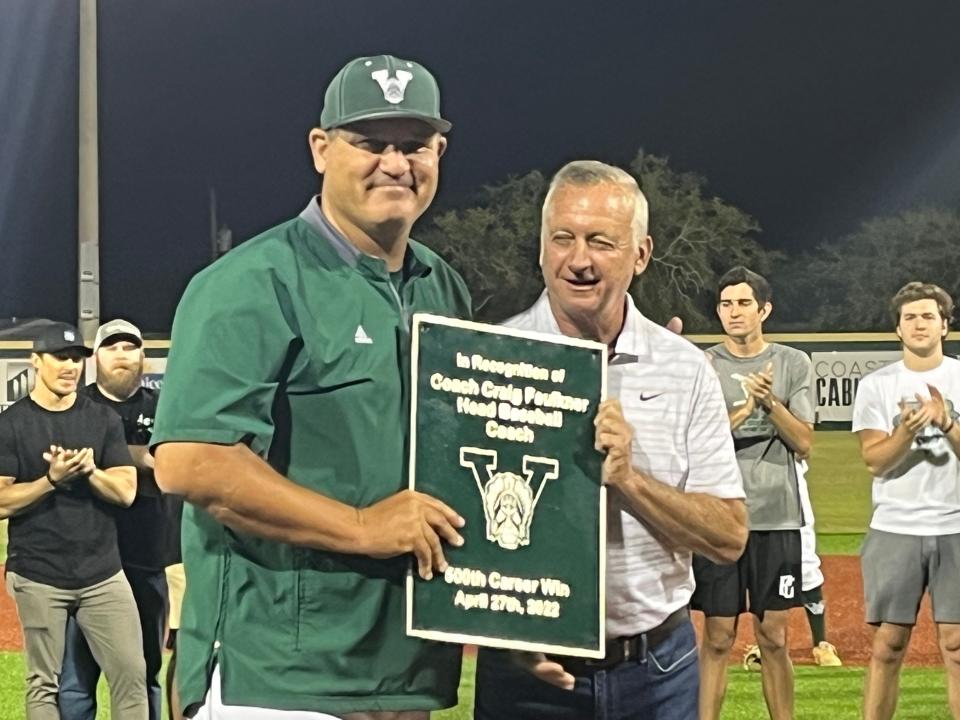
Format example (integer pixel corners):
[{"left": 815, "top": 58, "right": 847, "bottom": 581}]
[{"left": 33, "top": 322, "right": 92, "bottom": 357}]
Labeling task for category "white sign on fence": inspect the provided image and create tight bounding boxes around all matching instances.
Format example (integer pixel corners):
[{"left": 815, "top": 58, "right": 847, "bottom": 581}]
[{"left": 812, "top": 351, "right": 901, "bottom": 422}]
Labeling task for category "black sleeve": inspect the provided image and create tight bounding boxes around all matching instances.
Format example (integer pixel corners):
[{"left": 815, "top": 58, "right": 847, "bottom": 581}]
[
  {"left": 99, "top": 411, "right": 135, "bottom": 469},
  {"left": 0, "top": 415, "right": 19, "bottom": 478}
]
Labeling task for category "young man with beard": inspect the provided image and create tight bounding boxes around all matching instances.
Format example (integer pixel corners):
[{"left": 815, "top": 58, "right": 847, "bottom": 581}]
[
  {"left": 0, "top": 322, "right": 146, "bottom": 720},
  {"left": 694, "top": 267, "right": 814, "bottom": 720},
  {"left": 151, "top": 55, "right": 470, "bottom": 719},
  {"left": 473, "top": 161, "right": 747, "bottom": 720},
  {"left": 853, "top": 282, "right": 960, "bottom": 719},
  {"left": 59, "top": 319, "right": 177, "bottom": 720}
]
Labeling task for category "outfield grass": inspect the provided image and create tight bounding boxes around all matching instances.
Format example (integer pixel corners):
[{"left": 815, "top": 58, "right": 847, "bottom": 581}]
[
  {"left": 0, "top": 653, "right": 949, "bottom": 720},
  {"left": 806, "top": 430, "right": 873, "bottom": 535},
  {"left": 722, "top": 665, "right": 952, "bottom": 720},
  {"left": 816, "top": 532, "right": 865, "bottom": 555},
  {"left": 439, "top": 662, "right": 955, "bottom": 720},
  {"left": 0, "top": 651, "right": 130, "bottom": 720}
]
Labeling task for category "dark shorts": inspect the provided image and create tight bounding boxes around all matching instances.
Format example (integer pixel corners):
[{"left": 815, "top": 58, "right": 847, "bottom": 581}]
[{"left": 691, "top": 529, "right": 802, "bottom": 618}]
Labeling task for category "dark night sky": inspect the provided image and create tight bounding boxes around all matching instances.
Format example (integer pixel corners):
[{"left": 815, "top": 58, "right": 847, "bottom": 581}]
[{"left": 3, "top": 0, "right": 960, "bottom": 331}]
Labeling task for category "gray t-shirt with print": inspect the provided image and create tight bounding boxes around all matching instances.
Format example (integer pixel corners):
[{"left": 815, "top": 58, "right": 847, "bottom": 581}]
[{"left": 707, "top": 343, "right": 814, "bottom": 530}]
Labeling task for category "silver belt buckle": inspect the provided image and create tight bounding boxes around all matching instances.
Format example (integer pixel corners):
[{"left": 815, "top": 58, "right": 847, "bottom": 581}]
[{"left": 621, "top": 637, "right": 633, "bottom": 663}]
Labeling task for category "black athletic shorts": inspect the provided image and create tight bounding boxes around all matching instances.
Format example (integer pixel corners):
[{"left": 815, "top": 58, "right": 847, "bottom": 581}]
[{"left": 691, "top": 529, "right": 802, "bottom": 618}]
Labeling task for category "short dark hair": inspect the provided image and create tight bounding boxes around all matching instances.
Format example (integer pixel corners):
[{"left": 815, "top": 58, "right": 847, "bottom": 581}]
[
  {"left": 717, "top": 266, "right": 772, "bottom": 306},
  {"left": 889, "top": 282, "right": 954, "bottom": 328}
]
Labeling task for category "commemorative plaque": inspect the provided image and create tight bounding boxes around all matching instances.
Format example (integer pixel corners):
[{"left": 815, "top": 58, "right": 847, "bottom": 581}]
[{"left": 406, "top": 314, "right": 607, "bottom": 658}]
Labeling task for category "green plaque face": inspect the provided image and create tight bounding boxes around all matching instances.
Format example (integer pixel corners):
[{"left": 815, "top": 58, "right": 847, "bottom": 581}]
[{"left": 406, "top": 314, "right": 607, "bottom": 658}]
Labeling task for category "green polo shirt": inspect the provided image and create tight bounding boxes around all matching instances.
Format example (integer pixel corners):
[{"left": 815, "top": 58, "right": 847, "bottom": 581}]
[{"left": 152, "top": 200, "right": 471, "bottom": 714}]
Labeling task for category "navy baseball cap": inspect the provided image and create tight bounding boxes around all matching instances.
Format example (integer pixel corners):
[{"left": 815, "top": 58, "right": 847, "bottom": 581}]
[{"left": 33, "top": 322, "right": 92, "bottom": 356}]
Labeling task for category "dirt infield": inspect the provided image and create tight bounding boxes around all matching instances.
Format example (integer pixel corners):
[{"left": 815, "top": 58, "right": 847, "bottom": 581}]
[
  {"left": 0, "top": 567, "right": 20, "bottom": 650},
  {"left": 0, "top": 557, "right": 944, "bottom": 665}
]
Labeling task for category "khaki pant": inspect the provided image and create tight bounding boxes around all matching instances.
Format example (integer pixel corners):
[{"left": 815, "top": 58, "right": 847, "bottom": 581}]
[{"left": 6, "top": 570, "right": 148, "bottom": 720}]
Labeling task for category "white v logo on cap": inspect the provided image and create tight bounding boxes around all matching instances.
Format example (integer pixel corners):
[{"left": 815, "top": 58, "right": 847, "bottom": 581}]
[
  {"left": 371, "top": 69, "right": 413, "bottom": 104},
  {"left": 354, "top": 325, "right": 373, "bottom": 345}
]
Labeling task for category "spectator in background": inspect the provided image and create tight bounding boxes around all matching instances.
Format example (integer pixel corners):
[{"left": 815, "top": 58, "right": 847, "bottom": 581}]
[
  {"left": 0, "top": 322, "right": 145, "bottom": 720},
  {"left": 853, "top": 282, "right": 960, "bottom": 719},
  {"left": 741, "top": 458, "right": 843, "bottom": 671},
  {"left": 695, "top": 267, "right": 814, "bottom": 720},
  {"left": 59, "top": 319, "right": 174, "bottom": 720}
]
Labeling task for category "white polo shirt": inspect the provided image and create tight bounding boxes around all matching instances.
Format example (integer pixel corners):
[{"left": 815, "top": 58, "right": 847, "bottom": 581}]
[{"left": 504, "top": 292, "right": 744, "bottom": 637}]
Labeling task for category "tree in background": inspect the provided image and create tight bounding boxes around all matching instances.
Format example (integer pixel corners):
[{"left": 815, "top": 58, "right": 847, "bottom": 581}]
[
  {"left": 421, "top": 151, "right": 772, "bottom": 330},
  {"left": 629, "top": 151, "right": 772, "bottom": 330},
  {"left": 782, "top": 207, "right": 960, "bottom": 330},
  {"left": 420, "top": 172, "right": 547, "bottom": 322}
]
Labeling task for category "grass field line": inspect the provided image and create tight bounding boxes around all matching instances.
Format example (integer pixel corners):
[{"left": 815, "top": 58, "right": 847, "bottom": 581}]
[{"left": 0, "top": 654, "right": 950, "bottom": 720}]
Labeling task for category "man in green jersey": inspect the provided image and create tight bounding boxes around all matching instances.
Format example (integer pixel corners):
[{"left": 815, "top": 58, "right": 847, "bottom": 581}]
[{"left": 152, "top": 55, "right": 471, "bottom": 720}]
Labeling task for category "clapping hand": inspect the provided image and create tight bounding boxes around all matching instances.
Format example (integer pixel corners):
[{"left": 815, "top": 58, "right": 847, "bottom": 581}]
[
  {"left": 743, "top": 361, "right": 775, "bottom": 409},
  {"left": 899, "top": 396, "right": 935, "bottom": 436},
  {"left": 42, "top": 445, "right": 94, "bottom": 487},
  {"left": 926, "top": 384, "right": 952, "bottom": 431}
]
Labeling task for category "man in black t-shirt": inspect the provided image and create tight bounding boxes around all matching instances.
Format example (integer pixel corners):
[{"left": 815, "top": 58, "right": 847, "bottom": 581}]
[
  {"left": 0, "top": 322, "right": 147, "bottom": 720},
  {"left": 59, "top": 319, "right": 179, "bottom": 720}
]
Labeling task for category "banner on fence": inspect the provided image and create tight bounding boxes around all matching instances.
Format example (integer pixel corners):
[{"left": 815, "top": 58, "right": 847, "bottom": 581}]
[{"left": 812, "top": 351, "right": 901, "bottom": 422}]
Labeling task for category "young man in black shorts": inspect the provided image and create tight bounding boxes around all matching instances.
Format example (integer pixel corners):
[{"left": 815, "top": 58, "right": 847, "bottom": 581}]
[{"left": 693, "top": 267, "right": 814, "bottom": 720}]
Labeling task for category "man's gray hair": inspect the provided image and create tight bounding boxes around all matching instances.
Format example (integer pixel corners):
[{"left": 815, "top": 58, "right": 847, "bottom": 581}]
[{"left": 541, "top": 160, "right": 649, "bottom": 248}]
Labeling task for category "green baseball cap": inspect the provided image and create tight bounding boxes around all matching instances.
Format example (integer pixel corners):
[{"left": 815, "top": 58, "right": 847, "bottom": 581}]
[{"left": 320, "top": 54, "right": 452, "bottom": 133}]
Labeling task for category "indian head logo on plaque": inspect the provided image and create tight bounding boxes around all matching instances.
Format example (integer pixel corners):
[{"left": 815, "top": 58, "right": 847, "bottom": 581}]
[{"left": 459, "top": 448, "right": 559, "bottom": 550}]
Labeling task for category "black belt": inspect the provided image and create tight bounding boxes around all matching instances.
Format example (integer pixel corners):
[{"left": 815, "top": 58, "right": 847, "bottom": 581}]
[
  {"left": 556, "top": 606, "right": 689, "bottom": 674},
  {"left": 733, "top": 435, "right": 769, "bottom": 451}
]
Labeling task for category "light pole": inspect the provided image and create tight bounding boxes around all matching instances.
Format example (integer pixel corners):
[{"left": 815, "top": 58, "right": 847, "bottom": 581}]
[{"left": 78, "top": 0, "right": 100, "bottom": 341}]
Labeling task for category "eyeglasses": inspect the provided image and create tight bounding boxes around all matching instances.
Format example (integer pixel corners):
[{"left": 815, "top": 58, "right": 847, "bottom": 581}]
[{"left": 336, "top": 132, "right": 436, "bottom": 161}]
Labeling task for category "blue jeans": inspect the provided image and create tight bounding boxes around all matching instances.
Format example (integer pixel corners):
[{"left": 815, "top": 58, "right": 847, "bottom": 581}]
[
  {"left": 59, "top": 568, "right": 168, "bottom": 720},
  {"left": 474, "top": 621, "right": 699, "bottom": 720}
]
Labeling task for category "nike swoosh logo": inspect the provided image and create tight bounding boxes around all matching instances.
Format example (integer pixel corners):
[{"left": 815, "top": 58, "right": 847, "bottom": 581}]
[{"left": 640, "top": 392, "right": 664, "bottom": 401}]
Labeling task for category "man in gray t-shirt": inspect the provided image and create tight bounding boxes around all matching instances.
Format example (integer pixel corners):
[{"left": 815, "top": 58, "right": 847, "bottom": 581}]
[
  {"left": 692, "top": 267, "right": 814, "bottom": 720},
  {"left": 708, "top": 343, "right": 812, "bottom": 530}
]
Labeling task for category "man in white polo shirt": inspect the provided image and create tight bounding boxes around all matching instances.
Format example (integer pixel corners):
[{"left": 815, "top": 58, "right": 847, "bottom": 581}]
[
  {"left": 473, "top": 160, "right": 747, "bottom": 720},
  {"left": 852, "top": 281, "right": 960, "bottom": 720}
]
